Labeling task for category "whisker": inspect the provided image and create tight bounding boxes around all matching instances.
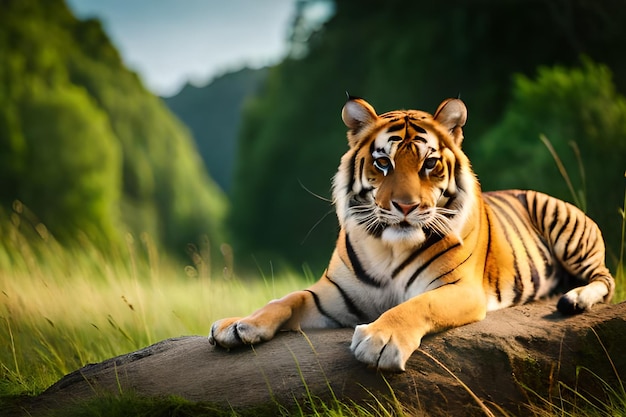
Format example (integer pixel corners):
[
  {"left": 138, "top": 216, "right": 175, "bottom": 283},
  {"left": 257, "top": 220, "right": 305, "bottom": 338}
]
[
  {"left": 347, "top": 204, "right": 389, "bottom": 234},
  {"left": 300, "top": 208, "right": 335, "bottom": 245},
  {"left": 298, "top": 179, "right": 333, "bottom": 203},
  {"left": 425, "top": 212, "right": 454, "bottom": 236}
]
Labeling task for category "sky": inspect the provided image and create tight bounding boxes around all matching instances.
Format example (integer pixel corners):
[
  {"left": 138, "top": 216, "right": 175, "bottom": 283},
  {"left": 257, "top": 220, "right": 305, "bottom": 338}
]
[{"left": 66, "top": 0, "right": 297, "bottom": 97}]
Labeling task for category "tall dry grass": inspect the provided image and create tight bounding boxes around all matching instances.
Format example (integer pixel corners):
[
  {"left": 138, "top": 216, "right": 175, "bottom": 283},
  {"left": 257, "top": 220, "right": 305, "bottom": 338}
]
[{"left": 0, "top": 205, "right": 309, "bottom": 396}]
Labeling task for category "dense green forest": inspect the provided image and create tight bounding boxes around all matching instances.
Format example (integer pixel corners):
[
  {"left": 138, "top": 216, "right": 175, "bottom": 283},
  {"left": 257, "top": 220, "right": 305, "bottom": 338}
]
[
  {"left": 164, "top": 67, "right": 269, "bottom": 193},
  {"left": 231, "top": 0, "right": 626, "bottom": 273},
  {"left": 0, "top": 0, "right": 227, "bottom": 260}
]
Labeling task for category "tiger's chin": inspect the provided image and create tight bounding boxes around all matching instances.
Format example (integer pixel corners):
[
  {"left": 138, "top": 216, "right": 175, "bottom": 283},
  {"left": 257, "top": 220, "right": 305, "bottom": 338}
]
[{"left": 380, "top": 223, "right": 427, "bottom": 247}]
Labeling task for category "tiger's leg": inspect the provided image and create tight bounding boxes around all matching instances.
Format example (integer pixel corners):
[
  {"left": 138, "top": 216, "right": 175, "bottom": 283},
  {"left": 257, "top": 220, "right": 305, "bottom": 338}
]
[
  {"left": 556, "top": 235, "right": 615, "bottom": 314},
  {"left": 529, "top": 193, "right": 615, "bottom": 314},
  {"left": 351, "top": 282, "right": 486, "bottom": 371},
  {"left": 208, "top": 276, "right": 347, "bottom": 348}
]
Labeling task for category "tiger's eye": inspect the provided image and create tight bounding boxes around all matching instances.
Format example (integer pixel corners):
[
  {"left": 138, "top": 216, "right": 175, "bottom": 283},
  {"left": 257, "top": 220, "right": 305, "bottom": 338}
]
[
  {"left": 373, "top": 157, "right": 392, "bottom": 176},
  {"left": 423, "top": 157, "right": 438, "bottom": 170}
]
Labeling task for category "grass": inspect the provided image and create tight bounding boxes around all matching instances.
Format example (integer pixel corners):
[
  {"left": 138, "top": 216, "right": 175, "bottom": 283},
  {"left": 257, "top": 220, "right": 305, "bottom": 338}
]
[
  {"left": 0, "top": 209, "right": 310, "bottom": 399},
  {"left": 517, "top": 328, "right": 626, "bottom": 417}
]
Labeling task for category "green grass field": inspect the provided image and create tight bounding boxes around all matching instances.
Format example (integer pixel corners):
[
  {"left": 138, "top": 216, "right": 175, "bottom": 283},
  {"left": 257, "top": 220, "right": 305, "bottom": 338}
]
[
  {"left": 0, "top": 226, "right": 310, "bottom": 399},
  {"left": 1, "top": 197, "right": 625, "bottom": 416}
]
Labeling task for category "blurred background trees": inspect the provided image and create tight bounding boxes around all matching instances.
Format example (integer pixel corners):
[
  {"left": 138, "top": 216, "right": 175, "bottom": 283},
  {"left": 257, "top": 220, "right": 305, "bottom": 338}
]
[
  {"left": 1, "top": 0, "right": 624, "bottom": 274},
  {"left": 0, "top": 0, "right": 227, "bottom": 258},
  {"left": 477, "top": 59, "right": 626, "bottom": 262}
]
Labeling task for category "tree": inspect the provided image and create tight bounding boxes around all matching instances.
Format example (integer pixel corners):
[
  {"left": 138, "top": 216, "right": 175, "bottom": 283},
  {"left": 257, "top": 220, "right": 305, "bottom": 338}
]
[
  {"left": 474, "top": 59, "right": 626, "bottom": 259},
  {"left": 0, "top": 0, "right": 228, "bottom": 260},
  {"left": 16, "top": 82, "right": 122, "bottom": 245}
]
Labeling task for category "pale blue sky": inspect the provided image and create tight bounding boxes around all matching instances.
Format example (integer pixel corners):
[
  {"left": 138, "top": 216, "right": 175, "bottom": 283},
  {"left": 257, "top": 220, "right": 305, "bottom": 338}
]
[{"left": 66, "top": 0, "right": 296, "bottom": 96}]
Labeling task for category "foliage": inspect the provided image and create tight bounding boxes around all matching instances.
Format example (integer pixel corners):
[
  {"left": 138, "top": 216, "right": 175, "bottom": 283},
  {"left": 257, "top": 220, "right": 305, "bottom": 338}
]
[
  {"left": 0, "top": 0, "right": 227, "bottom": 256},
  {"left": 5, "top": 82, "right": 122, "bottom": 246},
  {"left": 229, "top": 0, "right": 626, "bottom": 272},
  {"left": 474, "top": 59, "right": 626, "bottom": 260}
]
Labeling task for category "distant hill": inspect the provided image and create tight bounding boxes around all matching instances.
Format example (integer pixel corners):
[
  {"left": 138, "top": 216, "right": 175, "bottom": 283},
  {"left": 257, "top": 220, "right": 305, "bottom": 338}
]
[
  {"left": 164, "top": 67, "right": 269, "bottom": 193},
  {"left": 0, "top": 0, "right": 228, "bottom": 256}
]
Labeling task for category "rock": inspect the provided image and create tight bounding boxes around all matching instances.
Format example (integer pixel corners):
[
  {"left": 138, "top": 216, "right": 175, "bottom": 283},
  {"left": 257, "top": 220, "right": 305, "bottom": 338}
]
[{"left": 10, "top": 301, "right": 626, "bottom": 416}]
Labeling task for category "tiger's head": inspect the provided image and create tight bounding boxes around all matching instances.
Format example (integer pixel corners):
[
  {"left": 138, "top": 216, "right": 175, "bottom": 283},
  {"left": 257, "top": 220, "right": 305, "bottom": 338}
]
[{"left": 333, "top": 97, "right": 478, "bottom": 247}]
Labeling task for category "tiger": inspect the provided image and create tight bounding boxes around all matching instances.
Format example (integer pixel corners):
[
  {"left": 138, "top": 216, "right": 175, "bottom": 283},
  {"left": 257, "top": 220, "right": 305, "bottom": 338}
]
[{"left": 209, "top": 97, "right": 615, "bottom": 371}]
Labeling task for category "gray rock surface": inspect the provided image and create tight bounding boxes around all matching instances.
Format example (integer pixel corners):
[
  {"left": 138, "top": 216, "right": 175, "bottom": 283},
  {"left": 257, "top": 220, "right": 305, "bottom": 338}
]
[{"left": 11, "top": 301, "right": 626, "bottom": 416}]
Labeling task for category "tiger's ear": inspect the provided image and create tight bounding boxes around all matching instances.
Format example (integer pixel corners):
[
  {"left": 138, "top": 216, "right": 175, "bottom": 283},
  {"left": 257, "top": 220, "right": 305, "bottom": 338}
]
[
  {"left": 342, "top": 97, "right": 378, "bottom": 142},
  {"left": 434, "top": 98, "right": 467, "bottom": 146}
]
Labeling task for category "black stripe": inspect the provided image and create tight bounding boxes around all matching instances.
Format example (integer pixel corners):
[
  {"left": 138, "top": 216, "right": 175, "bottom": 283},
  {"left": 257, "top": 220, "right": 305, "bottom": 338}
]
[
  {"left": 540, "top": 242, "right": 554, "bottom": 278},
  {"left": 405, "top": 242, "right": 461, "bottom": 291},
  {"left": 345, "top": 233, "right": 382, "bottom": 287},
  {"left": 358, "top": 158, "right": 365, "bottom": 185},
  {"left": 408, "top": 121, "right": 427, "bottom": 134},
  {"left": 551, "top": 203, "right": 570, "bottom": 245},
  {"left": 426, "top": 252, "right": 473, "bottom": 288},
  {"left": 528, "top": 194, "right": 536, "bottom": 221},
  {"left": 530, "top": 223, "right": 554, "bottom": 280},
  {"left": 562, "top": 216, "right": 579, "bottom": 260},
  {"left": 523, "top": 192, "right": 544, "bottom": 226},
  {"left": 304, "top": 290, "right": 343, "bottom": 327},
  {"left": 486, "top": 195, "right": 524, "bottom": 303},
  {"left": 566, "top": 215, "right": 586, "bottom": 261},
  {"left": 493, "top": 194, "right": 543, "bottom": 299},
  {"left": 528, "top": 263, "right": 541, "bottom": 299},
  {"left": 517, "top": 192, "right": 549, "bottom": 252},
  {"left": 369, "top": 138, "right": 377, "bottom": 155},
  {"left": 546, "top": 201, "right": 560, "bottom": 236},
  {"left": 516, "top": 190, "right": 530, "bottom": 212},
  {"left": 483, "top": 206, "right": 501, "bottom": 303},
  {"left": 358, "top": 186, "right": 372, "bottom": 199},
  {"left": 491, "top": 194, "right": 543, "bottom": 297},
  {"left": 392, "top": 232, "right": 443, "bottom": 278},
  {"left": 585, "top": 218, "right": 598, "bottom": 246},
  {"left": 570, "top": 250, "right": 587, "bottom": 269},
  {"left": 326, "top": 275, "right": 367, "bottom": 323},
  {"left": 514, "top": 190, "right": 529, "bottom": 210},
  {"left": 567, "top": 216, "right": 588, "bottom": 267},
  {"left": 347, "top": 151, "right": 357, "bottom": 193},
  {"left": 386, "top": 123, "right": 405, "bottom": 133},
  {"left": 578, "top": 260, "right": 595, "bottom": 280},
  {"left": 536, "top": 196, "right": 548, "bottom": 225}
]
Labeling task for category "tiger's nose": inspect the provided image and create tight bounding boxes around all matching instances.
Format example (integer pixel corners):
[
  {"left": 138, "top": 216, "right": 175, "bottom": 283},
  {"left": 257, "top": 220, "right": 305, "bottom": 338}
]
[{"left": 392, "top": 201, "right": 419, "bottom": 216}]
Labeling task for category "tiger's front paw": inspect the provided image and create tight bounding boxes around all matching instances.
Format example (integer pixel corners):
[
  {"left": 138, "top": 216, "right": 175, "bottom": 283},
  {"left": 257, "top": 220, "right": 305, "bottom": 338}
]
[
  {"left": 208, "top": 317, "right": 275, "bottom": 349},
  {"left": 350, "top": 322, "right": 419, "bottom": 372}
]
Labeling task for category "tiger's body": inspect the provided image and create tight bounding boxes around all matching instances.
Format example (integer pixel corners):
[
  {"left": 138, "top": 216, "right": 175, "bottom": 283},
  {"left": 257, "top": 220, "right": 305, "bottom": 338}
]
[{"left": 209, "top": 97, "right": 615, "bottom": 371}]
